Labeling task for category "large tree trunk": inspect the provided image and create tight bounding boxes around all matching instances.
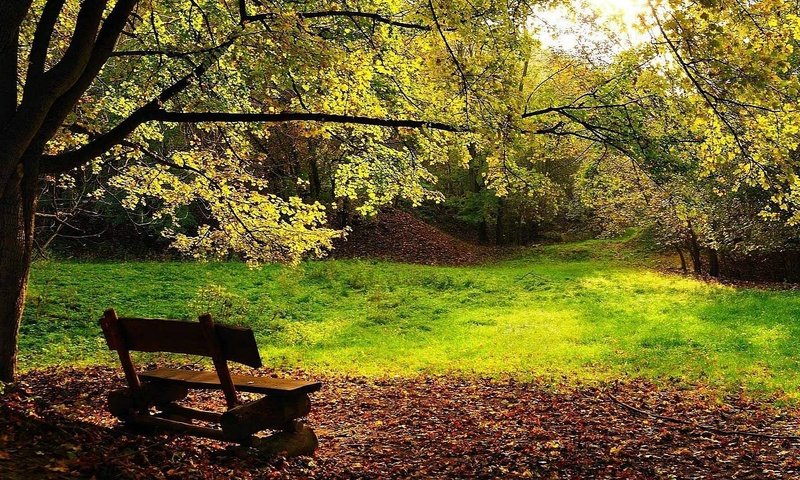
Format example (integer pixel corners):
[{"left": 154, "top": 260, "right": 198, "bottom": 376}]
[{"left": 0, "top": 159, "right": 37, "bottom": 382}]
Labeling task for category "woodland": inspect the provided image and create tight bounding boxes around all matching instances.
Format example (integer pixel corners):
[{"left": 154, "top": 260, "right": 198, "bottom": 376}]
[{"left": 4, "top": 0, "right": 800, "bottom": 478}]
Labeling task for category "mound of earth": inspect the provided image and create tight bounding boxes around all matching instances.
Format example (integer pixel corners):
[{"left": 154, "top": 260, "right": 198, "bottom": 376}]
[
  {"left": 2, "top": 368, "right": 800, "bottom": 479},
  {"left": 332, "top": 209, "right": 489, "bottom": 265}
]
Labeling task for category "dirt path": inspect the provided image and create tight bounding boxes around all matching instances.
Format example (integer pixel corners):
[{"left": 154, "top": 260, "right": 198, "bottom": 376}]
[{"left": 2, "top": 368, "right": 799, "bottom": 479}]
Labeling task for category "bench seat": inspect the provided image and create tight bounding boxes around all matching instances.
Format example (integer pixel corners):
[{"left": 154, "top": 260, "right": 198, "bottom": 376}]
[{"left": 140, "top": 368, "right": 321, "bottom": 396}]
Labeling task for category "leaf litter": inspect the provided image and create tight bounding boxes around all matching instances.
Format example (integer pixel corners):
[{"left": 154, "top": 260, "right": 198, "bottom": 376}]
[{"left": 2, "top": 367, "right": 800, "bottom": 479}]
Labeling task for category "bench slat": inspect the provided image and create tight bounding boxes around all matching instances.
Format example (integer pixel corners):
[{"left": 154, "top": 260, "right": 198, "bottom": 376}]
[
  {"left": 106, "top": 318, "right": 262, "bottom": 369},
  {"left": 140, "top": 368, "right": 321, "bottom": 396}
]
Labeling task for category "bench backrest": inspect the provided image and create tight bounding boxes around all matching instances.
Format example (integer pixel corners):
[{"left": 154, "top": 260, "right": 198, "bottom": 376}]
[
  {"left": 100, "top": 309, "right": 262, "bottom": 407},
  {"left": 102, "top": 316, "right": 262, "bottom": 367}
]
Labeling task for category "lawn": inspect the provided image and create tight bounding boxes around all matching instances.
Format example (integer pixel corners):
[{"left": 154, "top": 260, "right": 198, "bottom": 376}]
[{"left": 21, "top": 238, "right": 800, "bottom": 399}]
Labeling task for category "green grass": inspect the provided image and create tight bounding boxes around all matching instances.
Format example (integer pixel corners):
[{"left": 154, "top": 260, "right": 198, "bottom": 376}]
[{"left": 21, "top": 237, "right": 800, "bottom": 399}]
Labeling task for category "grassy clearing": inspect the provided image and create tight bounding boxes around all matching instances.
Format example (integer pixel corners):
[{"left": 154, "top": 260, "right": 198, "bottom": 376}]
[{"left": 21, "top": 238, "right": 800, "bottom": 399}]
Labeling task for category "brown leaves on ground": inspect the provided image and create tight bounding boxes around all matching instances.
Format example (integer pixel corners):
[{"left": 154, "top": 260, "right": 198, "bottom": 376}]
[
  {"left": 332, "top": 209, "right": 491, "bottom": 265},
  {"left": 2, "top": 368, "right": 800, "bottom": 479}
]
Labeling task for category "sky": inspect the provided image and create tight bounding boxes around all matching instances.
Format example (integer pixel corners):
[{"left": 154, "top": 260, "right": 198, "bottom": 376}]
[{"left": 533, "top": 0, "right": 651, "bottom": 55}]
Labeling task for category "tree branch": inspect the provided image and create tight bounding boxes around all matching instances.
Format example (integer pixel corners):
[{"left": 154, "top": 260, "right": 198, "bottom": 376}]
[
  {"left": 35, "top": 0, "right": 108, "bottom": 97},
  {"left": 26, "top": 0, "right": 66, "bottom": 85},
  {"left": 110, "top": 40, "right": 235, "bottom": 58},
  {"left": 238, "top": 0, "right": 430, "bottom": 30},
  {"left": 0, "top": 0, "right": 31, "bottom": 127},
  {"left": 428, "top": 0, "right": 468, "bottom": 119},
  {"left": 1, "top": 0, "right": 107, "bottom": 187},
  {"left": 653, "top": 8, "right": 756, "bottom": 169},
  {"left": 148, "top": 110, "right": 468, "bottom": 132},
  {"left": 522, "top": 101, "right": 645, "bottom": 118},
  {"left": 300, "top": 10, "right": 430, "bottom": 31},
  {"left": 24, "top": 0, "right": 140, "bottom": 165},
  {"left": 42, "top": 106, "right": 467, "bottom": 173},
  {"left": 0, "top": 1, "right": 32, "bottom": 50},
  {"left": 40, "top": 38, "right": 233, "bottom": 174}
]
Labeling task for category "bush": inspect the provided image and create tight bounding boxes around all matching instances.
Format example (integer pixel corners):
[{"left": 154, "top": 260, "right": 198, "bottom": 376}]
[{"left": 189, "top": 284, "right": 250, "bottom": 325}]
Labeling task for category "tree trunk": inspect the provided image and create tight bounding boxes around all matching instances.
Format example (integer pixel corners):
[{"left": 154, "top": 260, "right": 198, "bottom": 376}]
[
  {"left": 309, "top": 156, "right": 321, "bottom": 201},
  {"left": 495, "top": 197, "right": 504, "bottom": 246},
  {"left": 0, "top": 159, "right": 38, "bottom": 382},
  {"left": 686, "top": 232, "right": 702, "bottom": 275},
  {"left": 474, "top": 188, "right": 488, "bottom": 244},
  {"left": 708, "top": 249, "right": 720, "bottom": 278},
  {"left": 676, "top": 246, "right": 687, "bottom": 273},
  {"left": 467, "top": 144, "right": 488, "bottom": 245}
]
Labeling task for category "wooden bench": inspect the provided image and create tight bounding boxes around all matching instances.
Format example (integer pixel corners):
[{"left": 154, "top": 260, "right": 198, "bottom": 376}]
[{"left": 99, "top": 309, "right": 321, "bottom": 456}]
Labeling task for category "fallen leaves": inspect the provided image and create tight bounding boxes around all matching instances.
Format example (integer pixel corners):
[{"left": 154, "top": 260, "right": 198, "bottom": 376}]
[
  {"left": 332, "top": 209, "right": 491, "bottom": 266},
  {"left": 1, "top": 367, "right": 800, "bottom": 478}
]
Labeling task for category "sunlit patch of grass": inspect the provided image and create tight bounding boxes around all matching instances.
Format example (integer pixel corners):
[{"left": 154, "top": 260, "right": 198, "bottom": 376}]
[{"left": 22, "top": 238, "right": 800, "bottom": 400}]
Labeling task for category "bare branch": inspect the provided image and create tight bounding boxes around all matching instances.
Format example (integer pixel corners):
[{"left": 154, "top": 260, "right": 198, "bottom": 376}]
[
  {"left": 238, "top": 0, "right": 430, "bottom": 30},
  {"left": 42, "top": 107, "right": 467, "bottom": 173},
  {"left": 148, "top": 110, "right": 468, "bottom": 132}
]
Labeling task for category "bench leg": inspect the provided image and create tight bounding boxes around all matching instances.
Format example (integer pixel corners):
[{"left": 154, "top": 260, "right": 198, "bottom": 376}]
[
  {"left": 108, "top": 383, "right": 189, "bottom": 419},
  {"left": 251, "top": 421, "right": 318, "bottom": 457},
  {"left": 126, "top": 413, "right": 229, "bottom": 441},
  {"left": 109, "top": 386, "right": 319, "bottom": 457}
]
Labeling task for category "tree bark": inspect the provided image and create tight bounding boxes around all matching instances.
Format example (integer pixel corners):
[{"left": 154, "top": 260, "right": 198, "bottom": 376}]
[
  {"left": 477, "top": 217, "right": 488, "bottom": 245},
  {"left": 0, "top": 158, "right": 38, "bottom": 382},
  {"left": 0, "top": 20, "right": 19, "bottom": 124}
]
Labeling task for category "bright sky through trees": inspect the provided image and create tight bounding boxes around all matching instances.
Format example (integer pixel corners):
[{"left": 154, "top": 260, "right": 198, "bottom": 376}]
[{"left": 534, "top": 0, "right": 650, "bottom": 54}]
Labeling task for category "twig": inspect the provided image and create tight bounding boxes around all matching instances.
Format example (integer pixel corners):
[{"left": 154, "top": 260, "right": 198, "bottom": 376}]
[{"left": 608, "top": 393, "right": 800, "bottom": 441}]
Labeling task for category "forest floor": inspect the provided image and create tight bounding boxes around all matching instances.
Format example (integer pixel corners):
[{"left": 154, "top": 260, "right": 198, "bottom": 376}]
[{"left": 3, "top": 367, "right": 800, "bottom": 479}]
